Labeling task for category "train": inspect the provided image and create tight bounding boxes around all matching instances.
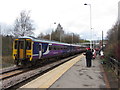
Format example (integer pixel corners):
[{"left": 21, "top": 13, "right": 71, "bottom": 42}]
[{"left": 13, "top": 36, "right": 86, "bottom": 66}]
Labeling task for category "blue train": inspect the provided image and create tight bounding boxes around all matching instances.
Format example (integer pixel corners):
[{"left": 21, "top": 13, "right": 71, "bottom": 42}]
[{"left": 13, "top": 36, "right": 86, "bottom": 66}]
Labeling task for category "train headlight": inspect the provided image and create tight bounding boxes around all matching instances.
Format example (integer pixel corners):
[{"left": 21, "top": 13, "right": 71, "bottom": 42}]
[{"left": 27, "top": 55, "right": 31, "bottom": 58}]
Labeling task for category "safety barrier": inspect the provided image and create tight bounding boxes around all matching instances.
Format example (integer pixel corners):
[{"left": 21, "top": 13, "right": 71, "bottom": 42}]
[{"left": 108, "top": 57, "right": 120, "bottom": 77}]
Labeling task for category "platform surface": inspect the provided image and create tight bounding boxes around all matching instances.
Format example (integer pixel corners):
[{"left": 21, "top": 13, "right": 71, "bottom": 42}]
[
  {"left": 20, "top": 54, "right": 106, "bottom": 88},
  {"left": 50, "top": 56, "right": 106, "bottom": 88}
]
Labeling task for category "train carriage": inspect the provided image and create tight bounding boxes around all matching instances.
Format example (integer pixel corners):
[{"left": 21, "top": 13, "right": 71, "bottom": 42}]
[{"left": 13, "top": 36, "right": 86, "bottom": 66}]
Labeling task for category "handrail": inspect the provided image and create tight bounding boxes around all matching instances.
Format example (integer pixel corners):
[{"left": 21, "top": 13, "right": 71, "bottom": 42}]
[
  {"left": 108, "top": 57, "right": 120, "bottom": 77},
  {"left": 110, "top": 57, "right": 120, "bottom": 65}
]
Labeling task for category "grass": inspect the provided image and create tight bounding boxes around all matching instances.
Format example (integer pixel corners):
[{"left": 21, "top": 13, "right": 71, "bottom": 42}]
[
  {"left": 102, "top": 64, "right": 119, "bottom": 88},
  {"left": 100, "top": 57, "right": 119, "bottom": 88},
  {"left": 1, "top": 56, "right": 14, "bottom": 69}
]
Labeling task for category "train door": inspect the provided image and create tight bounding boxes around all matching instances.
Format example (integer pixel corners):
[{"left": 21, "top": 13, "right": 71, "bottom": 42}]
[
  {"left": 39, "top": 43, "right": 42, "bottom": 59},
  {"left": 18, "top": 40, "right": 26, "bottom": 59}
]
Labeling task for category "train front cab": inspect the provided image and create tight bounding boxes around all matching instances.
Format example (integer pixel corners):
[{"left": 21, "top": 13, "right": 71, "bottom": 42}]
[{"left": 13, "top": 38, "right": 32, "bottom": 66}]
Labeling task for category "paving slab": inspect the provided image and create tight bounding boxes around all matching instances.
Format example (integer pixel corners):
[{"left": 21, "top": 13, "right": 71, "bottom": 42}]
[
  {"left": 19, "top": 55, "right": 84, "bottom": 88},
  {"left": 19, "top": 55, "right": 106, "bottom": 89},
  {"left": 50, "top": 56, "right": 106, "bottom": 88}
]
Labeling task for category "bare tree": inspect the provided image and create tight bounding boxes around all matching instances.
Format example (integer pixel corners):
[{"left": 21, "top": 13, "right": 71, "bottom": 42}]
[
  {"left": 52, "top": 23, "right": 64, "bottom": 42},
  {"left": 38, "top": 33, "right": 45, "bottom": 39},
  {"left": 0, "top": 23, "right": 13, "bottom": 36},
  {"left": 37, "top": 23, "right": 83, "bottom": 44},
  {"left": 13, "top": 10, "right": 35, "bottom": 37},
  {"left": 105, "top": 21, "right": 120, "bottom": 60}
]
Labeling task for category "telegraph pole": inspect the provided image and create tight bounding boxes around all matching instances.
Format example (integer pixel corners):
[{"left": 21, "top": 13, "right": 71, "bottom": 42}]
[{"left": 102, "top": 31, "right": 103, "bottom": 49}]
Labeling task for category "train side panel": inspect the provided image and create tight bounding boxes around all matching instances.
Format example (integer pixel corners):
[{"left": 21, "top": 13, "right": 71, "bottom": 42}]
[{"left": 13, "top": 37, "right": 87, "bottom": 66}]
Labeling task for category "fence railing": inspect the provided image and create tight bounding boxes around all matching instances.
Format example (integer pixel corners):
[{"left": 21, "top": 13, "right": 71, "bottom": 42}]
[{"left": 107, "top": 57, "right": 120, "bottom": 77}]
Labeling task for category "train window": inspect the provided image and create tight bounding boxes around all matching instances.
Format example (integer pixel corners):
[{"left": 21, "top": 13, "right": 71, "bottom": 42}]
[
  {"left": 50, "top": 45, "right": 55, "bottom": 50},
  {"left": 62, "top": 46, "right": 64, "bottom": 50},
  {"left": 59, "top": 46, "right": 61, "bottom": 50},
  {"left": 39, "top": 44, "right": 41, "bottom": 51},
  {"left": 52, "top": 46, "right": 54, "bottom": 50},
  {"left": 49, "top": 45, "right": 52, "bottom": 50},
  {"left": 51, "top": 46, "right": 53, "bottom": 50},
  {"left": 55, "top": 46, "right": 58, "bottom": 50},
  {"left": 65, "top": 47, "right": 67, "bottom": 50},
  {"left": 54, "top": 46, "right": 56, "bottom": 50},
  {"left": 55, "top": 46, "right": 57, "bottom": 50},
  {"left": 26, "top": 41, "right": 31, "bottom": 50},
  {"left": 20, "top": 41, "right": 24, "bottom": 49},
  {"left": 64, "top": 46, "right": 66, "bottom": 50},
  {"left": 14, "top": 41, "right": 17, "bottom": 49},
  {"left": 51, "top": 46, "right": 54, "bottom": 50},
  {"left": 52, "top": 46, "right": 55, "bottom": 50},
  {"left": 58, "top": 46, "right": 60, "bottom": 50},
  {"left": 57, "top": 46, "right": 59, "bottom": 50},
  {"left": 36, "top": 44, "right": 39, "bottom": 50},
  {"left": 60, "top": 46, "right": 62, "bottom": 50},
  {"left": 56, "top": 46, "right": 58, "bottom": 50},
  {"left": 61, "top": 46, "right": 63, "bottom": 50},
  {"left": 50, "top": 46, "right": 52, "bottom": 50}
]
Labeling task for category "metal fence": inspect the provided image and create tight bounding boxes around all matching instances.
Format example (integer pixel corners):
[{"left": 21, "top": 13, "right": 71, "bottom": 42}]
[{"left": 107, "top": 57, "right": 120, "bottom": 77}]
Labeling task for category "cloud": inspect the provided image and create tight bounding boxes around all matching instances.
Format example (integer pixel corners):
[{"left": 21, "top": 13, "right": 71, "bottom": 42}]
[{"left": 0, "top": 0, "right": 119, "bottom": 40}]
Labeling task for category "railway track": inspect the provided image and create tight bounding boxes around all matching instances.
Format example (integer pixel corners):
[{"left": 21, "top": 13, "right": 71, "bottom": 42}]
[
  {"left": 0, "top": 68, "right": 29, "bottom": 80},
  {"left": 0, "top": 66, "right": 21, "bottom": 74},
  {"left": 1, "top": 54, "right": 81, "bottom": 89}
]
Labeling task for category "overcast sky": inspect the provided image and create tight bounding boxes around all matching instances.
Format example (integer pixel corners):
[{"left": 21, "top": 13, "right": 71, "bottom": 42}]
[{"left": 0, "top": 0, "right": 119, "bottom": 40}]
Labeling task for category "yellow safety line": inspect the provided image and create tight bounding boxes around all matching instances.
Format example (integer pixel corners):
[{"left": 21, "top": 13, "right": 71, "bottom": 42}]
[{"left": 20, "top": 54, "right": 84, "bottom": 88}]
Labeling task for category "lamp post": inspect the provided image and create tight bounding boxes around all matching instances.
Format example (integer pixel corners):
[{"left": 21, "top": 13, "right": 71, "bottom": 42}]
[
  {"left": 59, "top": 26, "right": 63, "bottom": 42},
  {"left": 102, "top": 31, "right": 103, "bottom": 50},
  {"left": 50, "top": 22, "right": 56, "bottom": 41},
  {"left": 50, "top": 31, "right": 52, "bottom": 41},
  {"left": 72, "top": 33, "right": 74, "bottom": 44},
  {"left": 84, "top": 3, "right": 92, "bottom": 49}
]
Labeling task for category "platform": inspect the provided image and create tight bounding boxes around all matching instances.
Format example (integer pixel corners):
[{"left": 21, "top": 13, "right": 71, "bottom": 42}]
[{"left": 19, "top": 54, "right": 107, "bottom": 88}]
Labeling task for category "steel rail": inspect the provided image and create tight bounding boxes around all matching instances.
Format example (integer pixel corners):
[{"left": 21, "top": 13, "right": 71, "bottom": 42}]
[{"left": 2, "top": 54, "right": 80, "bottom": 89}]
